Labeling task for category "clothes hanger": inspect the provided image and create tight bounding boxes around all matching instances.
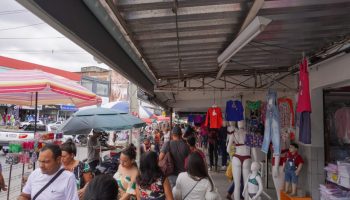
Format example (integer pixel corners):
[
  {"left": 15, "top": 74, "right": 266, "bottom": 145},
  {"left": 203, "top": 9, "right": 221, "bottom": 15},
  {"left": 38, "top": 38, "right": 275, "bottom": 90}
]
[{"left": 212, "top": 89, "right": 217, "bottom": 108}]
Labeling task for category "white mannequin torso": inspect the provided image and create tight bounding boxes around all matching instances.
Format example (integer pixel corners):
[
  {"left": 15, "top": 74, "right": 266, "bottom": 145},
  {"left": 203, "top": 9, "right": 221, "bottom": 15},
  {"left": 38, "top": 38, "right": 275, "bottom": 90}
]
[
  {"left": 230, "top": 127, "right": 250, "bottom": 156},
  {"left": 227, "top": 123, "right": 252, "bottom": 200}
]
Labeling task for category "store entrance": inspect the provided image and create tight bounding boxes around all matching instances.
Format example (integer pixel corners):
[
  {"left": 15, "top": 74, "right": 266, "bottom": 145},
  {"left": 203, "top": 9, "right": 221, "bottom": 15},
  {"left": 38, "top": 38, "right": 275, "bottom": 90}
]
[{"left": 324, "top": 88, "right": 350, "bottom": 163}]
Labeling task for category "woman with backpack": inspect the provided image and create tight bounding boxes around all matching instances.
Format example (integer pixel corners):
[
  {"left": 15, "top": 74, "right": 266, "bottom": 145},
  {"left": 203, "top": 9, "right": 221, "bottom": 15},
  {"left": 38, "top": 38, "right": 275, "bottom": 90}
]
[{"left": 159, "top": 125, "right": 190, "bottom": 188}]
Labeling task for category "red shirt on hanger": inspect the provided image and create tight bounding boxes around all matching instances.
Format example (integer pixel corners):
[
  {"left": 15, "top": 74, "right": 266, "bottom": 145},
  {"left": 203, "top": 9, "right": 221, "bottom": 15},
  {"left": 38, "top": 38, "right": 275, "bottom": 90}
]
[
  {"left": 297, "top": 58, "right": 311, "bottom": 112},
  {"left": 205, "top": 107, "right": 223, "bottom": 129}
]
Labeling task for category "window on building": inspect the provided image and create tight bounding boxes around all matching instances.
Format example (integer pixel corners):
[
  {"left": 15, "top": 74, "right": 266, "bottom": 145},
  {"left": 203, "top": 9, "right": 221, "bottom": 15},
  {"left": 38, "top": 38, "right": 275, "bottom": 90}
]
[
  {"left": 96, "top": 82, "right": 109, "bottom": 96},
  {"left": 81, "top": 79, "right": 93, "bottom": 91}
]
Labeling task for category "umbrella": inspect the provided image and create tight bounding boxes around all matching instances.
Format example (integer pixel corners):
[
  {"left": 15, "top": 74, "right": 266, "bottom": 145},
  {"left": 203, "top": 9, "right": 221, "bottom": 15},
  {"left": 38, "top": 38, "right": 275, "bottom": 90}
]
[
  {"left": 58, "top": 107, "right": 145, "bottom": 135},
  {"left": 102, "top": 101, "right": 153, "bottom": 119},
  {"left": 0, "top": 70, "right": 101, "bottom": 132},
  {"left": 103, "top": 101, "right": 129, "bottom": 113},
  {"left": 0, "top": 70, "right": 101, "bottom": 107}
]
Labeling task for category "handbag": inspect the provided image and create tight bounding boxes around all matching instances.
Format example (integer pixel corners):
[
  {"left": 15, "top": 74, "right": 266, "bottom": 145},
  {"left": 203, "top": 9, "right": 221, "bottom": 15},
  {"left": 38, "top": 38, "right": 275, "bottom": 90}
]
[
  {"left": 158, "top": 142, "right": 174, "bottom": 176},
  {"left": 32, "top": 169, "right": 65, "bottom": 200}
]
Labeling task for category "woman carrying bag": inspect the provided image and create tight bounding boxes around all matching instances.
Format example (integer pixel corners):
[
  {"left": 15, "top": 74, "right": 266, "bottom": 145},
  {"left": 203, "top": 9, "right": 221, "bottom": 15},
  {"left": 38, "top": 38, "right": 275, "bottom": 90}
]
[{"left": 172, "top": 152, "right": 221, "bottom": 200}]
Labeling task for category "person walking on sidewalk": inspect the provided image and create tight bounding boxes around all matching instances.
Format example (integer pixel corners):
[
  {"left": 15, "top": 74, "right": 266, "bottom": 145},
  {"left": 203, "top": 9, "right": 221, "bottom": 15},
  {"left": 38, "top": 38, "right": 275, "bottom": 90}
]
[
  {"left": 173, "top": 152, "right": 220, "bottom": 200},
  {"left": 208, "top": 129, "right": 219, "bottom": 171},
  {"left": 159, "top": 125, "right": 190, "bottom": 188},
  {"left": 18, "top": 144, "right": 79, "bottom": 200}
]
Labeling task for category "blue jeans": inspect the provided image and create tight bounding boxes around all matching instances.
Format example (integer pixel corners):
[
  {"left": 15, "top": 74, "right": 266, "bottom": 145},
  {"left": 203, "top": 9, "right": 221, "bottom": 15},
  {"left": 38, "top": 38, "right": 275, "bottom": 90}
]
[
  {"left": 261, "top": 89, "right": 280, "bottom": 155},
  {"left": 285, "top": 159, "right": 298, "bottom": 184},
  {"left": 285, "top": 169, "right": 298, "bottom": 184}
]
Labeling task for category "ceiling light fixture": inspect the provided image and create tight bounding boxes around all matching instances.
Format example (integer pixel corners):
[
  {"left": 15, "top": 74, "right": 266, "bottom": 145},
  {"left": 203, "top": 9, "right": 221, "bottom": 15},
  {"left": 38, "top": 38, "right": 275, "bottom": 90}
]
[{"left": 216, "top": 16, "right": 272, "bottom": 79}]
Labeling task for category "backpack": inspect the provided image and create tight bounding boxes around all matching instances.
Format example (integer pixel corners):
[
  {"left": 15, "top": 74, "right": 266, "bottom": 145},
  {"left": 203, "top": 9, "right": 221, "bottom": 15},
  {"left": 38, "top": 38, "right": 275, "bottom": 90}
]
[{"left": 158, "top": 142, "right": 174, "bottom": 176}]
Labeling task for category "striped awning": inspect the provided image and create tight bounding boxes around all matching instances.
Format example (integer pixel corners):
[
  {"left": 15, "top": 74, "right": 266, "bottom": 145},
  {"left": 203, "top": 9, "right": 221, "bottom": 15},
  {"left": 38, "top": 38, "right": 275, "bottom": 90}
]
[{"left": 0, "top": 70, "right": 101, "bottom": 107}]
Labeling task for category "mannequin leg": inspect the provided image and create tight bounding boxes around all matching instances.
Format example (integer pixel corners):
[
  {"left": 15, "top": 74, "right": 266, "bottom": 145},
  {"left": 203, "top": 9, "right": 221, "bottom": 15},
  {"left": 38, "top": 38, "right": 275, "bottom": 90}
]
[
  {"left": 291, "top": 183, "right": 297, "bottom": 196},
  {"left": 251, "top": 147, "right": 258, "bottom": 162},
  {"left": 242, "top": 159, "right": 252, "bottom": 200},
  {"left": 284, "top": 182, "right": 290, "bottom": 193},
  {"left": 272, "top": 166, "right": 285, "bottom": 200},
  {"left": 232, "top": 157, "right": 242, "bottom": 200}
]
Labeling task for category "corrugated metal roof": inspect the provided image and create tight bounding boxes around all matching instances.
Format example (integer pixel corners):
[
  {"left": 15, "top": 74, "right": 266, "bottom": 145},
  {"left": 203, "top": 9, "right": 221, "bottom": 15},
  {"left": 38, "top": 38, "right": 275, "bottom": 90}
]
[{"left": 108, "top": 0, "right": 350, "bottom": 80}]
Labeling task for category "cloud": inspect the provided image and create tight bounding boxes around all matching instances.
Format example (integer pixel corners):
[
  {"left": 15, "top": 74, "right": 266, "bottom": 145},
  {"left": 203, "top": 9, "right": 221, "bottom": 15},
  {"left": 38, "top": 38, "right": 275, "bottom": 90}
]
[{"left": 0, "top": 0, "right": 110, "bottom": 72}]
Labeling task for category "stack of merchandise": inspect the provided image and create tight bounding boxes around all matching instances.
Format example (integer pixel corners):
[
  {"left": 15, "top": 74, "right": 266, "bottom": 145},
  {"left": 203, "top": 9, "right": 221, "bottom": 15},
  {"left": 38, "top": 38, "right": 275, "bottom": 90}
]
[
  {"left": 325, "top": 163, "right": 338, "bottom": 184},
  {"left": 322, "top": 162, "right": 350, "bottom": 199},
  {"left": 320, "top": 184, "right": 350, "bottom": 200},
  {"left": 337, "top": 161, "right": 350, "bottom": 189}
]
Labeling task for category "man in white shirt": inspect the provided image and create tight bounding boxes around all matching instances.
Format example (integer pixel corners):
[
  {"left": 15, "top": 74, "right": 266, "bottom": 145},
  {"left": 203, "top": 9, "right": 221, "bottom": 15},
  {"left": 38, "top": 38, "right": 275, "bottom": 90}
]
[{"left": 18, "top": 144, "right": 79, "bottom": 200}]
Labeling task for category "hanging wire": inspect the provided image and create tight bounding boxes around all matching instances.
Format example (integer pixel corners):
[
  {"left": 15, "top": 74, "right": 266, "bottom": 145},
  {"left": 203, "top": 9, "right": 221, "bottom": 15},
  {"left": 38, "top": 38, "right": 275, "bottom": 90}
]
[
  {"left": 220, "top": 89, "right": 223, "bottom": 108},
  {"left": 213, "top": 89, "right": 216, "bottom": 105},
  {"left": 0, "top": 23, "right": 45, "bottom": 32}
]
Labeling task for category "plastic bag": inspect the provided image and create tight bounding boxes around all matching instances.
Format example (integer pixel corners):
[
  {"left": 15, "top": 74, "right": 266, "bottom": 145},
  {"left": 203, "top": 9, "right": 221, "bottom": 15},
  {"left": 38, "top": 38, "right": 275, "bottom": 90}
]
[{"left": 226, "top": 162, "right": 233, "bottom": 181}]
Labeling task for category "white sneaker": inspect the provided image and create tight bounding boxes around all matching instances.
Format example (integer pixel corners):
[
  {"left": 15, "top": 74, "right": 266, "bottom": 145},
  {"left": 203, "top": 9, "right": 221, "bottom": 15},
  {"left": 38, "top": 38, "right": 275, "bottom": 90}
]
[
  {"left": 220, "top": 166, "right": 227, "bottom": 171},
  {"left": 208, "top": 167, "right": 212, "bottom": 171}
]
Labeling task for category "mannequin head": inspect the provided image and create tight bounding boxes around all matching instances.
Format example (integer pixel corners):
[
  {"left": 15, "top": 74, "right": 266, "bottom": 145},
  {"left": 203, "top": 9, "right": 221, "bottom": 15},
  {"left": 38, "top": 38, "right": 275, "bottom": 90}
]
[
  {"left": 289, "top": 143, "right": 299, "bottom": 154},
  {"left": 251, "top": 162, "right": 261, "bottom": 172},
  {"left": 238, "top": 120, "right": 245, "bottom": 129}
]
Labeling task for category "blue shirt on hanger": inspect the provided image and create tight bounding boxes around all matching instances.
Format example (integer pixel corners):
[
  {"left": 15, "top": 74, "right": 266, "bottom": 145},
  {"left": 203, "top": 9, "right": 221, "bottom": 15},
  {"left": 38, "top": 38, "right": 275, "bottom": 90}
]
[{"left": 225, "top": 100, "right": 244, "bottom": 121}]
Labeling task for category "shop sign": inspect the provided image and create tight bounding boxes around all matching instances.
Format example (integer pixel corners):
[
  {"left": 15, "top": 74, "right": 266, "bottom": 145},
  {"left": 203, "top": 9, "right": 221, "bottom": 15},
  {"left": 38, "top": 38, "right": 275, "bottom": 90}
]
[
  {"left": 60, "top": 105, "right": 78, "bottom": 111},
  {"left": 20, "top": 105, "right": 43, "bottom": 110},
  {"left": 43, "top": 105, "right": 60, "bottom": 110}
]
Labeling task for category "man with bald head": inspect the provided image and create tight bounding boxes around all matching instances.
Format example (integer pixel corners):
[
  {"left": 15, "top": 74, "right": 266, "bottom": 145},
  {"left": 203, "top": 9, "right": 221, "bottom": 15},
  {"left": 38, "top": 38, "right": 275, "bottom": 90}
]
[{"left": 18, "top": 144, "right": 78, "bottom": 200}]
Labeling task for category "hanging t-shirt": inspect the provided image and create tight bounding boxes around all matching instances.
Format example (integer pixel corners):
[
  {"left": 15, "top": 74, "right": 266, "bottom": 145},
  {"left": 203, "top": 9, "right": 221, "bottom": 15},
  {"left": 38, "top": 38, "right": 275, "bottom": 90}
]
[
  {"left": 194, "top": 115, "right": 203, "bottom": 125},
  {"left": 205, "top": 107, "right": 223, "bottom": 129},
  {"left": 187, "top": 114, "right": 194, "bottom": 123},
  {"left": 225, "top": 100, "right": 243, "bottom": 122},
  {"left": 297, "top": 58, "right": 311, "bottom": 113}
]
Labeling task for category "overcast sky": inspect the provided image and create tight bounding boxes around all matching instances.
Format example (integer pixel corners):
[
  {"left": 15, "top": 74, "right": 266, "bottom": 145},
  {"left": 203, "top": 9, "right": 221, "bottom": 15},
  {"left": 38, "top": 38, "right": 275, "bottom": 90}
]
[{"left": 0, "top": 0, "right": 110, "bottom": 72}]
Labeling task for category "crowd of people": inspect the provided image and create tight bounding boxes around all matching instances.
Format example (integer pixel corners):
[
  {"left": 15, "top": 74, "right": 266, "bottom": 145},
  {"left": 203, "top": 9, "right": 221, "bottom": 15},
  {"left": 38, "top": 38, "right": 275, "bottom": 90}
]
[{"left": 10, "top": 123, "right": 226, "bottom": 200}]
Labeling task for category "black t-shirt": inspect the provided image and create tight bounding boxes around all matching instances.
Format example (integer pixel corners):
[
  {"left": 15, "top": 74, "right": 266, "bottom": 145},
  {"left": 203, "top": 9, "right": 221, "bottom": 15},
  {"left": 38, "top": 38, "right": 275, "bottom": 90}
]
[{"left": 161, "top": 140, "right": 190, "bottom": 175}]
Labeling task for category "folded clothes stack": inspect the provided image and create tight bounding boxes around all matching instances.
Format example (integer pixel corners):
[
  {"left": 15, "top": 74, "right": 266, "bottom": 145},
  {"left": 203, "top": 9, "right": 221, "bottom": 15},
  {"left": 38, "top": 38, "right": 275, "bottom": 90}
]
[{"left": 319, "top": 184, "right": 350, "bottom": 200}]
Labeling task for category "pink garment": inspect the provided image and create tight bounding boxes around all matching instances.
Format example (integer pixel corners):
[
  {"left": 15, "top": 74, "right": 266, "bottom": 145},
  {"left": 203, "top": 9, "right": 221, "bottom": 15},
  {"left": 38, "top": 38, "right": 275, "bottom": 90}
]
[
  {"left": 296, "top": 58, "right": 311, "bottom": 113},
  {"left": 200, "top": 125, "right": 208, "bottom": 136},
  {"left": 334, "top": 107, "right": 350, "bottom": 141}
]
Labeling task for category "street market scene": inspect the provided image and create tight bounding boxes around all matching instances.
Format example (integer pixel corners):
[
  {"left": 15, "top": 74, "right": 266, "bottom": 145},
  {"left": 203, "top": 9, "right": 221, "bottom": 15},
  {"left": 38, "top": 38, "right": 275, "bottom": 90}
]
[{"left": 0, "top": 0, "right": 350, "bottom": 200}]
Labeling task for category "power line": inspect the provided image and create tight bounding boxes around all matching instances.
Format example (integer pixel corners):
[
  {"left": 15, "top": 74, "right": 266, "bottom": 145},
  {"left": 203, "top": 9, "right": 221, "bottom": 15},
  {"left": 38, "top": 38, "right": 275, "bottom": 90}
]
[
  {"left": 0, "top": 9, "right": 27, "bottom": 14},
  {"left": 0, "top": 10, "right": 28, "bottom": 16},
  {"left": 0, "top": 37, "right": 65, "bottom": 40},
  {"left": 0, "top": 52, "right": 89, "bottom": 54},
  {"left": 0, "top": 23, "right": 45, "bottom": 32}
]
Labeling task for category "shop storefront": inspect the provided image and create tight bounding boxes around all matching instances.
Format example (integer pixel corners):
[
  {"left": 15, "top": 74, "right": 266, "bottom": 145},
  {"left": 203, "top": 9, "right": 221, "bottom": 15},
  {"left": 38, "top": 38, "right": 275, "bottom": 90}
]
[
  {"left": 308, "top": 53, "right": 350, "bottom": 199},
  {"left": 41, "top": 105, "right": 60, "bottom": 123},
  {"left": 58, "top": 105, "right": 78, "bottom": 120},
  {"left": 19, "top": 105, "right": 42, "bottom": 122}
]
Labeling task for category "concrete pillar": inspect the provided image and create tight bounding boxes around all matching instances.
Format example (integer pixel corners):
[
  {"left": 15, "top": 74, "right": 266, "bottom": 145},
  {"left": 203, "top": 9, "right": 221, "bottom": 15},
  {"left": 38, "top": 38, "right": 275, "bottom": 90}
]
[{"left": 128, "top": 82, "right": 139, "bottom": 115}]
